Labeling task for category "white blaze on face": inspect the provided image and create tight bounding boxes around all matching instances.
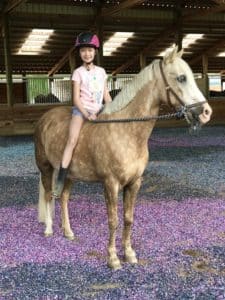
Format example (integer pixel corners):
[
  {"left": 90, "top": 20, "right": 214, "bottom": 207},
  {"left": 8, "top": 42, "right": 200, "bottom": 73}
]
[
  {"left": 166, "top": 57, "right": 212, "bottom": 124},
  {"left": 168, "top": 58, "right": 204, "bottom": 104},
  {"left": 177, "top": 59, "right": 212, "bottom": 124}
]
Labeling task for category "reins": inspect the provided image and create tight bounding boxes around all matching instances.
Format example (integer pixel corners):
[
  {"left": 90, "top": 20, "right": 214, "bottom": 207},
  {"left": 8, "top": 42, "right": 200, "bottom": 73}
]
[
  {"left": 89, "top": 60, "right": 207, "bottom": 124},
  {"left": 90, "top": 109, "right": 185, "bottom": 124}
]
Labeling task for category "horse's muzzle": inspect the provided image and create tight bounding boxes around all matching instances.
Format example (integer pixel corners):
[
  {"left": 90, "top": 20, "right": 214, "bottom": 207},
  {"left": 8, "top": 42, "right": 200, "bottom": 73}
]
[
  {"left": 198, "top": 102, "right": 212, "bottom": 125},
  {"left": 188, "top": 102, "right": 212, "bottom": 124},
  {"left": 184, "top": 102, "right": 212, "bottom": 134}
]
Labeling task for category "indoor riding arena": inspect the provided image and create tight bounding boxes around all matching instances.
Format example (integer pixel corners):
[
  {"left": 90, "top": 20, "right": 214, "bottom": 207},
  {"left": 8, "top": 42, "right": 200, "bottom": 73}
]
[{"left": 1, "top": 1, "right": 225, "bottom": 299}]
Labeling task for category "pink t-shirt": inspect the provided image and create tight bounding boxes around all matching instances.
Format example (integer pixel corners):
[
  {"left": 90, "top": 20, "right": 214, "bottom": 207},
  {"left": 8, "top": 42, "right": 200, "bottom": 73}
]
[{"left": 72, "top": 65, "right": 107, "bottom": 114}]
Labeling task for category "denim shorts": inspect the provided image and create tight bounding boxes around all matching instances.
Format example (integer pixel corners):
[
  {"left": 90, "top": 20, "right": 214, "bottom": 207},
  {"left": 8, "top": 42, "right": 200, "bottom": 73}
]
[
  {"left": 72, "top": 106, "right": 102, "bottom": 118},
  {"left": 72, "top": 107, "right": 84, "bottom": 118}
]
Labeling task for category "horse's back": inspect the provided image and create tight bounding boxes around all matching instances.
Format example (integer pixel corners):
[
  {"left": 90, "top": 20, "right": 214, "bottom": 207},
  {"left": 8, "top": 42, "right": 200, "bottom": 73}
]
[{"left": 35, "top": 106, "right": 71, "bottom": 133}]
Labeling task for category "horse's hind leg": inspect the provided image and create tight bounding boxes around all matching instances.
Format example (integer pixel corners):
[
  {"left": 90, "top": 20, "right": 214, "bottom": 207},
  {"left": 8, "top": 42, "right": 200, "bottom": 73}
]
[
  {"left": 60, "top": 179, "right": 75, "bottom": 240},
  {"left": 104, "top": 178, "right": 121, "bottom": 270},
  {"left": 122, "top": 177, "right": 142, "bottom": 264},
  {"left": 39, "top": 172, "right": 54, "bottom": 237}
]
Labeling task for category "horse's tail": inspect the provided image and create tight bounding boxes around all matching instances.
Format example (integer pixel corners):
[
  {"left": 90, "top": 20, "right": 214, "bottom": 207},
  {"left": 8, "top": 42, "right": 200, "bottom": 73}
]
[{"left": 38, "top": 173, "right": 55, "bottom": 223}]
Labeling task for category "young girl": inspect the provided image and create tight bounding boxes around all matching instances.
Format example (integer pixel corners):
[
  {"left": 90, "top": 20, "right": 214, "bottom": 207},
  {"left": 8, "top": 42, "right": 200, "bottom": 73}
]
[{"left": 53, "top": 32, "right": 112, "bottom": 197}]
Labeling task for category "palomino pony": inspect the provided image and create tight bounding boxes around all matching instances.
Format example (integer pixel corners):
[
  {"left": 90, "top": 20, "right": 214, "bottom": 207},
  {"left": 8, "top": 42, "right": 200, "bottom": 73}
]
[{"left": 34, "top": 47, "right": 212, "bottom": 269}]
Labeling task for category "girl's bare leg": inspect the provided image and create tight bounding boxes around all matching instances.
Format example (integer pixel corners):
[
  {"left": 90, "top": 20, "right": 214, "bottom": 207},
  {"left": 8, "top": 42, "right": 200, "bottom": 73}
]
[
  {"left": 53, "top": 115, "right": 84, "bottom": 197},
  {"left": 61, "top": 115, "right": 84, "bottom": 168}
]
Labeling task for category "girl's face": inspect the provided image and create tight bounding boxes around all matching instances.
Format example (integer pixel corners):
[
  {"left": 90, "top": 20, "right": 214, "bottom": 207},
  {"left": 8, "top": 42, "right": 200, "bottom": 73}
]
[{"left": 79, "top": 47, "right": 96, "bottom": 64}]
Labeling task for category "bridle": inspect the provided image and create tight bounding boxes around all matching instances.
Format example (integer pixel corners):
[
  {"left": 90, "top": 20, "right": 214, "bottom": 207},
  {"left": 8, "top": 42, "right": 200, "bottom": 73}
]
[
  {"left": 159, "top": 60, "right": 207, "bottom": 113},
  {"left": 159, "top": 60, "right": 185, "bottom": 107}
]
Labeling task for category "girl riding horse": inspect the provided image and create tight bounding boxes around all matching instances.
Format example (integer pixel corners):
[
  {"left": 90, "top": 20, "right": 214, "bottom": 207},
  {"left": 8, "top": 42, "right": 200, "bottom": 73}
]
[
  {"left": 54, "top": 32, "right": 112, "bottom": 197},
  {"left": 35, "top": 47, "right": 212, "bottom": 269}
]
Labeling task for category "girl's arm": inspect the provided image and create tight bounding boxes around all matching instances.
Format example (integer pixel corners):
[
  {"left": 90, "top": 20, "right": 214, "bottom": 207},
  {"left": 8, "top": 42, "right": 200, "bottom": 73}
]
[
  {"left": 73, "top": 81, "right": 90, "bottom": 119},
  {"left": 103, "top": 80, "right": 112, "bottom": 103}
]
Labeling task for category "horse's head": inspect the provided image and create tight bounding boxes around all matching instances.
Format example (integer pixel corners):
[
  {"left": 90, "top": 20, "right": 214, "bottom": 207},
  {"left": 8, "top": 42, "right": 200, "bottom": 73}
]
[{"left": 160, "top": 46, "right": 212, "bottom": 131}]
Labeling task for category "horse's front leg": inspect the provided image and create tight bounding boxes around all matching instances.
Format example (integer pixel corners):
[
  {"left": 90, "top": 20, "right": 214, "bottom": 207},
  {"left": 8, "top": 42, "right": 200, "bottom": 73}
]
[
  {"left": 104, "top": 178, "right": 120, "bottom": 270},
  {"left": 122, "top": 177, "right": 142, "bottom": 264},
  {"left": 44, "top": 190, "right": 54, "bottom": 236},
  {"left": 60, "top": 179, "right": 75, "bottom": 240}
]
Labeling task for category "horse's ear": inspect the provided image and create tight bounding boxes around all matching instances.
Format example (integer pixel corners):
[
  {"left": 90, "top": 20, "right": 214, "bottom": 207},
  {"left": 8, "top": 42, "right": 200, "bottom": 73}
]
[
  {"left": 177, "top": 48, "right": 184, "bottom": 58},
  {"left": 163, "top": 45, "right": 178, "bottom": 64}
]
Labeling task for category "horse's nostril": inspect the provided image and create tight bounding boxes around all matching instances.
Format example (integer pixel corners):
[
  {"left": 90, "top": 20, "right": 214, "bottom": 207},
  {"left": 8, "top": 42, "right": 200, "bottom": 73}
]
[{"left": 205, "top": 109, "right": 209, "bottom": 115}]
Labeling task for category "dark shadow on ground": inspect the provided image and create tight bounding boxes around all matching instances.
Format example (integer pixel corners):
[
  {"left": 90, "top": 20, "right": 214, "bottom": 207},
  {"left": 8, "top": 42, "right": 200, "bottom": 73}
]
[{"left": 1, "top": 245, "right": 225, "bottom": 300}]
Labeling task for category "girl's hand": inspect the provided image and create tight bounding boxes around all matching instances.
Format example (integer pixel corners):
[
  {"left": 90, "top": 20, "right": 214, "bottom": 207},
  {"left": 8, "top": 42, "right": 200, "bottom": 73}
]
[{"left": 87, "top": 114, "right": 97, "bottom": 121}]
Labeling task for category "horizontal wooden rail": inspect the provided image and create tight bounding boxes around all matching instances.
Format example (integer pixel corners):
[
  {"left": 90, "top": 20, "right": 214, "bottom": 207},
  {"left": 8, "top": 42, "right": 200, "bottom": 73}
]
[{"left": 0, "top": 99, "right": 224, "bottom": 136}]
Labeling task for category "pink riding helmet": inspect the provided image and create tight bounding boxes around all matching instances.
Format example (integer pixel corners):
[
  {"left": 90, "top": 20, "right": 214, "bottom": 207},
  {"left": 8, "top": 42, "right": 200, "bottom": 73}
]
[{"left": 75, "top": 32, "right": 100, "bottom": 49}]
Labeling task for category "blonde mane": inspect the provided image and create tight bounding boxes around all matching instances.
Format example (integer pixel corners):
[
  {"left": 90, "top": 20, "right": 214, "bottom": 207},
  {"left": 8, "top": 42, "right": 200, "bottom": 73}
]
[{"left": 103, "top": 60, "right": 159, "bottom": 114}]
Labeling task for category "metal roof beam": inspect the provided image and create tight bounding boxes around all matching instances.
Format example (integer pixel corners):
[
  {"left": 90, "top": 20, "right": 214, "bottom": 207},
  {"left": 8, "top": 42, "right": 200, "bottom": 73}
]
[
  {"left": 185, "top": 1, "right": 225, "bottom": 17},
  {"left": 4, "top": 0, "right": 26, "bottom": 13},
  {"left": 11, "top": 3, "right": 225, "bottom": 23},
  {"left": 101, "top": 0, "right": 145, "bottom": 17},
  {"left": 13, "top": 3, "right": 94, "bottom": 16}
]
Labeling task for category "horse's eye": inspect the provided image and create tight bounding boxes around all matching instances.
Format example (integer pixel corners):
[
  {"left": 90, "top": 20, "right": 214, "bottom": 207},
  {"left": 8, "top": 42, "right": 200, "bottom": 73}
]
[{"left": 177, "top": 75, "right": 186, "bottom": 83}]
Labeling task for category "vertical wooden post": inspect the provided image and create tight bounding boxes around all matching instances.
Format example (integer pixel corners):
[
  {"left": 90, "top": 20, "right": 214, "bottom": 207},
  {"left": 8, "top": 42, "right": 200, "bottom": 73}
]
[
  {"left": 22, "top": 72, "right": 27, "bottom": 103},
  {"left": 94, "top": 1, "right": 104, "bottom": 66},
  {"left": 202, "top": 54, "right": 209, "bottom": 98},
  {"left": 176, "top": 28, "right": 183, "bottom": 51},
  {"left": 202, "top": 54, "right": 208, "bottom": 76},
  {"left": 69, "top": 51, "right": 76, "bottom": 105},
  {"left": 96, "top": 22, "right": 103, "bottom": 66},
  {"left": 112, "top": 77, "right": 116, "bottom": 90},
  {"left": 69, "top": 50, "right": 76, "bottom": 74},
  {"left": 140, "top": 52, "right": 146, "bottom": 69},
  {"left": 175, "top": 3, "right": 183, "bottom": 50},
  {"left": 2, "top": 13, "right": 14, "bottom": 107}
]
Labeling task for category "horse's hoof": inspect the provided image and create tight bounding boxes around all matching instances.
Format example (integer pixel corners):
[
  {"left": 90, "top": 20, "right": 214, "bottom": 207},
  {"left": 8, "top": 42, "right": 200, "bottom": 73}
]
[
  {"left": 108, "top": 259, "right": 122, "bottom": 270},
  {"left": 65, "top": 234, "right": 75, "bottom": 241},
  {"left": 125, "top": 255, "right": 138, "bottom": 264},
  {"left": 44, "top": 232, "right": 53, "bottom": 237}
]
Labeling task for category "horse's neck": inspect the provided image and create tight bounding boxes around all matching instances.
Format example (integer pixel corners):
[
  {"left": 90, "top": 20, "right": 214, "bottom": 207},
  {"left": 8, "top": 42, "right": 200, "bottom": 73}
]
[{"left": 108, "top": 80, "right": 160, "bottom": 141}]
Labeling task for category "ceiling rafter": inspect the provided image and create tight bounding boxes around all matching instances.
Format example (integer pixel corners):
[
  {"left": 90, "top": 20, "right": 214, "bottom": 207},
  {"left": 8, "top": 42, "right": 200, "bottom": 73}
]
[
  {"left": 4, "top": 0, "right": 26, "bottom": 14},
  {"left": 112, "top": 26, "right": 176, "bottom": 75},
  {"left": 213, "top": 0, "right": 225, "bottom": 5},
  {"left": 189, "top": 38, "right": 225, "bottom": 65},
  {"left": 48, "top": 0, "right": 145, "bottom": 74},
  {"left": 48, "top": 2, "right": 105, "bottom": 75},
  {"left": 1, "top": 1, "right": 225, "bottom": 74},
  {"left": 48, "top": 47, "right": 74, "bottom": 76},
  {"left": 112, "top": 3, "right": 225, "bottom": 75},
  {"left": 101, "top": 0, "right": 146, "bottom": 17}
]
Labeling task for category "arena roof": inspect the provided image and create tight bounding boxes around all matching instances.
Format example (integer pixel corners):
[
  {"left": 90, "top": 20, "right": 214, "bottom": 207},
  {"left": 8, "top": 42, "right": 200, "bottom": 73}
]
[{"left": 0, "top": 0, "right": 225, "bottom": 74}]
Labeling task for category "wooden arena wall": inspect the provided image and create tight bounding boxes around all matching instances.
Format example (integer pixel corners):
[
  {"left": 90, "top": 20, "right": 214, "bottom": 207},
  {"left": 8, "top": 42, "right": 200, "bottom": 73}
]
[{"left": 0, "top": 100, "right": 224, "bottom": 136}]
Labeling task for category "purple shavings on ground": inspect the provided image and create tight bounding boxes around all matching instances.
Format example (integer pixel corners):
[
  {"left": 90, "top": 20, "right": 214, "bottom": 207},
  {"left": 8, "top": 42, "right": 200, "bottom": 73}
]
[{"left": 0, "top": 126, "right": 225, "bottom": 299}]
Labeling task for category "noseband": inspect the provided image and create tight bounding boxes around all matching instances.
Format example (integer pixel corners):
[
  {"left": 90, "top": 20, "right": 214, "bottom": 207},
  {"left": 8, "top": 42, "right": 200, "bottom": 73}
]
[{"left": 159, "top": 60, "right": 207, "bottom": 110}]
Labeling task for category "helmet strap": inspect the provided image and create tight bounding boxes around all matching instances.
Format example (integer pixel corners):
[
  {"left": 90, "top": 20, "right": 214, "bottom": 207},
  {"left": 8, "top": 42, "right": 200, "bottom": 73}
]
[{"left": 83, "top": 61, "right": 94, "bottom": 71}]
